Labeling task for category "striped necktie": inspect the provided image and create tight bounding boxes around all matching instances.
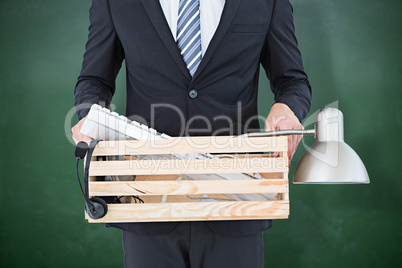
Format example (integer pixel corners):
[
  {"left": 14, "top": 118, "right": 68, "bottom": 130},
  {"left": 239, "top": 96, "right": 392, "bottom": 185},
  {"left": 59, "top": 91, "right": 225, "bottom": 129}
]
[{"left": 177, "top": 0, "right": 202, "bottom": 77}]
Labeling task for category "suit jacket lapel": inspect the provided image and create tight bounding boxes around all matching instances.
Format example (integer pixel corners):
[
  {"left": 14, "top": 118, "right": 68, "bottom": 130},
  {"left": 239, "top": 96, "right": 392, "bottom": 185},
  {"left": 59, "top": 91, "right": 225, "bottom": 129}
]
[
  {"left": 141, "top": 0, "right": 191, "bottom": 80},
  {"left": 141, "top": 0, "right": 241, "bottom": 82},
  {"left": 192, "top": 0, "right": 241, "bottom": 81}
]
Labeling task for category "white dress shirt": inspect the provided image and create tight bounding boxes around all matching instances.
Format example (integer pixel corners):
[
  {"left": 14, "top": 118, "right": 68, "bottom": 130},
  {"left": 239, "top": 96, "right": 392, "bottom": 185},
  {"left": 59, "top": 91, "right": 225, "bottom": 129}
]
[{"left": 159, "top": 0, "right": 225, "bottom": 56}]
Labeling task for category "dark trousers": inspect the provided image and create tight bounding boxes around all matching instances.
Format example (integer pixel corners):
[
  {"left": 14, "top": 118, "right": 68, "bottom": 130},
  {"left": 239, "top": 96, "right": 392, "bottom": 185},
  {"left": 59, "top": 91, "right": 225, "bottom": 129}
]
[{"left": 122, "top": 221, "right": 264, "bottom": 268}]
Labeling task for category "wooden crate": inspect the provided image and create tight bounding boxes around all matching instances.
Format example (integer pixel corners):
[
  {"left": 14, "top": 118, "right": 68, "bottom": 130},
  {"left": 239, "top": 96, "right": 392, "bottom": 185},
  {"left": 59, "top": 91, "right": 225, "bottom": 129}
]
[{"left": 85, "top": 136, "right": 289, "bottom": 223}]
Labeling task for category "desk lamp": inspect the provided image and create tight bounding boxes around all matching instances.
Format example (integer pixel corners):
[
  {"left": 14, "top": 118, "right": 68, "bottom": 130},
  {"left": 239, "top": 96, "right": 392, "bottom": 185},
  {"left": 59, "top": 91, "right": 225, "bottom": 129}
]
[{"left": 246, "top": 108, "right": 370, "bottom": 184}]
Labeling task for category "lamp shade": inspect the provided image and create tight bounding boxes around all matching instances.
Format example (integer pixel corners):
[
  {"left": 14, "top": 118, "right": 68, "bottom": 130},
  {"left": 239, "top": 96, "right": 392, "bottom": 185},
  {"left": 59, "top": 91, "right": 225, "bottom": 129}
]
[{"left": 293, "top": 108, "right": 370, "bottom": 184}]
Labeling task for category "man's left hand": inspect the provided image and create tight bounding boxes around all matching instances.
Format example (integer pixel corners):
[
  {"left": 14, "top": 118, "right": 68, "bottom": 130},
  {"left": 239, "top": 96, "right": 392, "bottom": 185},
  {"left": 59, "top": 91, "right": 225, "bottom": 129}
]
[{"left": 265, "top": 103, "right": 303, "bottom": 166}]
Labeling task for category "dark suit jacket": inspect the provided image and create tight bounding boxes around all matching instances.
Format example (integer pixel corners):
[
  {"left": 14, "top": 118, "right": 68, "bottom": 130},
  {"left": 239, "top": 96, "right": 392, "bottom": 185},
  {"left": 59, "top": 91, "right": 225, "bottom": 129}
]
[{"left": 75, "top": 0, "right": 311, "bottom": 236}]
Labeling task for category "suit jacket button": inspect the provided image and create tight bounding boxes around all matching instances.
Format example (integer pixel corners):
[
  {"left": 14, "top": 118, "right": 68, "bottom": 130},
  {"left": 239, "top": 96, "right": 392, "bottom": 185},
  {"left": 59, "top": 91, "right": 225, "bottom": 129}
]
[{"left": 189, "top": 89, "right": 198, "bottom": 99}]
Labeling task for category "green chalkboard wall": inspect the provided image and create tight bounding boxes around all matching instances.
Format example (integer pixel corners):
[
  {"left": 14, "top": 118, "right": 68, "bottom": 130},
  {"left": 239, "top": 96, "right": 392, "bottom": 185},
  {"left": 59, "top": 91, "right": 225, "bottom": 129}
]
[{"left": 1, "top": 0, "right": 401, "bottom": 267}]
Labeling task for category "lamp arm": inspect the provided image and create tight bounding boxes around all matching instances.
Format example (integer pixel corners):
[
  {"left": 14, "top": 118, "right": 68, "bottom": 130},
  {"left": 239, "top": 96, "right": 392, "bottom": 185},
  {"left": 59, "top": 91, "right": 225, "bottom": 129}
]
[{"left": 241, "top": 128, "right": 316, "bottom": 138}]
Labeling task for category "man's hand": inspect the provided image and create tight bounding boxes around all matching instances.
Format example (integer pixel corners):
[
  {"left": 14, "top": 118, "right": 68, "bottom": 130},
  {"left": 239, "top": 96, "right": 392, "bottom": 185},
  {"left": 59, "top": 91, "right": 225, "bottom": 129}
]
[
  {"left": 71, "top": 116, "right": 92, "bottom": 144},
  {"left": 265, "top": 103, "right": 303, "bottom": 165}
]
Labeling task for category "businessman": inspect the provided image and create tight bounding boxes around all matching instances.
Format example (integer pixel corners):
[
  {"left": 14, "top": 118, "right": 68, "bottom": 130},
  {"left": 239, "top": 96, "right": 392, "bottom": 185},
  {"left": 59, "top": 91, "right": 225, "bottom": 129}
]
[{"left": 72, "top": 0, "right": 311, "bottom": 267}]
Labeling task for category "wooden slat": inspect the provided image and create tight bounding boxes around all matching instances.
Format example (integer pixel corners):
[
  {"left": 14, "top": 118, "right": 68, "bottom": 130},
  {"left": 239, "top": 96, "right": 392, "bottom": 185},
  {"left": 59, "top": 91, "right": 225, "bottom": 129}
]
[
  {"left": 135, "top": 174, "right": 182, "bottom": 182},
  {"left": 260, "top": 172, "right": 284, "bottom": 179},
  {"left": 140, "top": 194, "right": 237, "bottom": 203},
  {"left": 92, "top": 136, "right": 287, "bottom": 156},
  {"left": 132, "top": 174, "right": 285, "bottom": 182},
  {"left": 88, "top": 179, "right": 288, "bottom": 196},
  {"left": 124, "top": 153, "right": 277, "bottom": 160},
  {"left": 89, "top": 157, "right": 288, "bottom": 176},
  {"left": 85, "top": 201, "right": 289, "bottom": 223},
  {"left": 279, "top": 151, "right": 290, "bottom": 201}
]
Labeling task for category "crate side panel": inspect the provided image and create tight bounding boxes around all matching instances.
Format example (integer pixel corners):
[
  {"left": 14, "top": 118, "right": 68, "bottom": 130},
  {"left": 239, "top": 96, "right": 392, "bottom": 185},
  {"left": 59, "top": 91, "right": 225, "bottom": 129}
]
[
  {"left": 89, "top": 157, "right": 288, "bottom": 176},
  {"left": 92, "top": 136, "right": 288, "bottom": 156},
  {"left": 86, "top": 201, "right": 289, "bottom": 223},
  {"left": 88, "top": 179, "right": 288, "bottom": 196}
]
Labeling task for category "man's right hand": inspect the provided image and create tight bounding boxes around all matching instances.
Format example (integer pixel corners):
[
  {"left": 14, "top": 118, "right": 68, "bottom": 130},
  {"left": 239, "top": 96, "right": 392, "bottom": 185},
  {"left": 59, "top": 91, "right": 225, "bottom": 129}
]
[{"left": 71, "top": 116, "right": 92, "bottom": 144}]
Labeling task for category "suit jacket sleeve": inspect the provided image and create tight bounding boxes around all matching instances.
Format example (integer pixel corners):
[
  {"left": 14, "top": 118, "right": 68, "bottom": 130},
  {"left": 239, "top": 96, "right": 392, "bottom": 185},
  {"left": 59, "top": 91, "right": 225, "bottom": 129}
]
[
  {"left": 74, "top": 0, "right": 125, "bottom": 120},
  {"left": 260, "top": 0, "right": 312, "bottom": 122}
]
